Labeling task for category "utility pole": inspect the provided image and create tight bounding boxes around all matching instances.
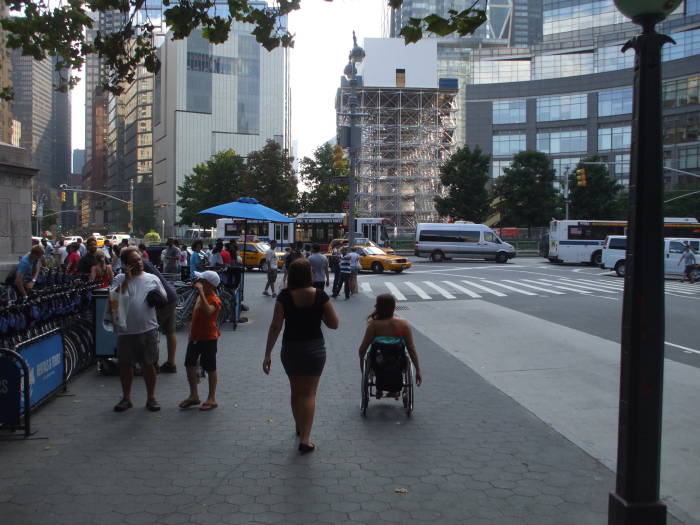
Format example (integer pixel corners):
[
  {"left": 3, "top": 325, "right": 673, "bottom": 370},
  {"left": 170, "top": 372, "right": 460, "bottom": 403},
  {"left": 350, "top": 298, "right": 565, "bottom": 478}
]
[
  {"left": 129, "top": 178, "right": 134, "bottom": 236},
  {"left": 563, "top": 167, "right": 570, "bottom": 220}
]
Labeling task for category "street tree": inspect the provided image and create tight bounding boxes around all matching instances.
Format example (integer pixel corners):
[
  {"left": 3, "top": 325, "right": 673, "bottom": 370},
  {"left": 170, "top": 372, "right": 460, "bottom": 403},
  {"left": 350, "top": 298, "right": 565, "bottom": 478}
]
[
  {"left": 0, "top": 1, "right": 487, "bottom": 101},
  {"left": 177, "top": 149, "right": 247, "bottom": 228},
  {"left": 568, "top": 156, "right": 623, "bottom": 219},
  {"left": 298, "top": 142, "right": 349, "bottom": 213},
  {"left": 434, "top": 145, "right": 490, "bottom": 222},
  {"left": 243, "top": 139, "right": 298, "bottom": 215},
  {"left": 493, "top": 150, "right": 559, "bottom": 234}
]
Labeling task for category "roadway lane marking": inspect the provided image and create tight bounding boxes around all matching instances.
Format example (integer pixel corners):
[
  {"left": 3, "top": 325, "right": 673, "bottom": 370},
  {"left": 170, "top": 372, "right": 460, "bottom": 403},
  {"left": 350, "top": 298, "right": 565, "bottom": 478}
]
[
  {"left": 521, "top": 279, "right": 592, "bottom": 294},
  {"left": 385, "top": 282, "right": 407, "bottom": 301},
  {"left": 422, "top": 281, "right": 456, "bottom": 299},
  {"left": 360, "top": 282, "right": 372, "bottom": 294},
  {"left": 461, "top": 280, "right": 507, "bottom": 297},
  {"left": 479, "top": 280, "right": 538, "bottom": 296},
  {"left": 502, "top": 280, "right": 565, "bottom": 294},
  {"left": 665, "top": 342, "right": 700, "bottom": 355},
  {"left": 568, "top": 278, "right": 624, "bottom": 289},
  {"left": 537, "top": 278, "right": 617, "bottom": 294},
  {"left": 404, "top": 282, "right": 432, "bottom": 299},
  {"left": 442, "top": 281, "right": 482, "bottom": 298}
]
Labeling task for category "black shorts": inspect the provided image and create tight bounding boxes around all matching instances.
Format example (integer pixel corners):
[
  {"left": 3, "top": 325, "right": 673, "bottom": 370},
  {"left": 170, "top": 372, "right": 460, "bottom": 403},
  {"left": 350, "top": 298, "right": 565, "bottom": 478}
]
[{"left": 184, "top": 340, "right": 218, "bottom": 371}]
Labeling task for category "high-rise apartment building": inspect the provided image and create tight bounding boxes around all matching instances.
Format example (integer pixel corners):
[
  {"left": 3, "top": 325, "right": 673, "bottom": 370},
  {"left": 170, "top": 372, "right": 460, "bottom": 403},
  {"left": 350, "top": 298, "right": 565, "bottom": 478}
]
[
  {"left": 0, "top": 2, "right": 12, "bottom": 145},
  {"left": 464, "top": 0, "right": 700, "bottom": 188},
  {"left": 153, "top": 23, "right": 290, "bottom": 235},
  {"left": 72, "top": 149, "right": 85, "bottom": 174}
]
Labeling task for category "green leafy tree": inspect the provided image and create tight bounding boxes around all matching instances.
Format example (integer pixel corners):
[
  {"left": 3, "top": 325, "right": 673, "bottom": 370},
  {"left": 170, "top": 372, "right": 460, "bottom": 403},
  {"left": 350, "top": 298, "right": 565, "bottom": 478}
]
[
  {"left": 243, "top": 140, "right": 298, "bottom": 214},
  {"left": 177, "top": 149, "right": 247, "bottom": 228},
  {"left": 494, "top": 150, "right": 559, "bottom": 234},
  {"left": 298, "top": 143, "right": 349, "bottom": 213},
  {"left": 434, "top": 145, "right": 490, "bottom": 222},
  {"left": 568, "top": 156, "right": 623, "bottom": 219},
  {"left": 0, "top": 1, "right": 486, "bottom": 100}
]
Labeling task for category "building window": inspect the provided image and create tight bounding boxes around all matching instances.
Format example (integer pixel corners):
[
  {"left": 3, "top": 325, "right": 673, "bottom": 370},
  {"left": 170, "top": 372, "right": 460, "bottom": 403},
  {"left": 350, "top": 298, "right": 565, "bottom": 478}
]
[
  {"left": 598, "top": 126, "right": 631, "bottom": 150},
  {"left": 615, "top": 153, "right": 630, "bottom": 179},
  {"left": 537, "top": 130, "right": 587, "bottom": 154},
  {"left": 534, "top": 53, "right": 593, "bottom": 80},
  {"left": 663, "top": 115, "right": 700, "bottom": 144},
  {"left": 493, "top": 100, "right": 526, "bottom": 124},
  {"left": 551, "top": 157, "right": 581, "bottom": 179},
  {"left": 473, "top": 60, "right": 531, "bottom": 84},
  {"left": 663, "top": 29, "right": 700, "bottom": 62},
  {"left": 237, "top": 34, "right": 260, "bottom": 135},
  {"left": 536, "top": 94, "right": 587, "bottom": 122},
  {"left": 493, "top": 134, "right": 526, "bottom": 156},
  {"left": 680, "top": 148, "right": 700, "bottom": 169},
  {"left": 596, "top": 44, "right": 634, "bottom": 73},
  {"left": 396, "top": 68, "right": 406, "bottom": 88},
  {"left": 492, "top": 159, "right": 512, "bottom": 179},
  {"left": 663, "top": 76, "right": 700, "bottom": 109},
  {"left": 598, "top": 87, "right": 632, "bottom": 116}
]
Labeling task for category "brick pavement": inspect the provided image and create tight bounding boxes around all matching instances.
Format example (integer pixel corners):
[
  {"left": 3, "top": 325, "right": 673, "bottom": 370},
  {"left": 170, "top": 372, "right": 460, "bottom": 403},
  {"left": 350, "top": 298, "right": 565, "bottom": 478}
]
[{"left": 0, "top": 279, "right": 684, "bottom": 524}]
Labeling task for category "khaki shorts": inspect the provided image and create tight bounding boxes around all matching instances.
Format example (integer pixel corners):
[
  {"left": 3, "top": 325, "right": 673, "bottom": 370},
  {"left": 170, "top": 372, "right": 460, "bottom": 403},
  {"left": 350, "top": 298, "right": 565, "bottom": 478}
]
[
  {"left": 117, "top": 329, "right": 159, "bottom": 364},
  {"left": 156, "top": 300, "right": 177, "bottom": 335}
]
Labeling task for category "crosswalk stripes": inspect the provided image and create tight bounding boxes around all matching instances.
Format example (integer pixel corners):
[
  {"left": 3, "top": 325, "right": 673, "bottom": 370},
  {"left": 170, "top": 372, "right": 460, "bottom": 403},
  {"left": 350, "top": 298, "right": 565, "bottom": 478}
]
[
  {"left": 357, "top": 276, "right": 700, "bottom": 302},
  {"left": 422, "top": 281, "right": 456, "bottom": 299}
]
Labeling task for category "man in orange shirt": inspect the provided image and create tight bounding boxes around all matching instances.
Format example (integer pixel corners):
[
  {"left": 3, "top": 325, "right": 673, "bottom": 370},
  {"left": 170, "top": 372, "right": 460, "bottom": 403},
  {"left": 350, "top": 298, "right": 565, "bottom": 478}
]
[{"left": 178, "top": 270, "right": 222, "bottom": 411}]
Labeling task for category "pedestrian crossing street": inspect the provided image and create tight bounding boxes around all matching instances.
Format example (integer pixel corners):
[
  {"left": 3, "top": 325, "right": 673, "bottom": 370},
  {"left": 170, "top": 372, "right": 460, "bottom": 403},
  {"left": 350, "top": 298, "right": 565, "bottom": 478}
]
[{"left": 358, "top": 276, "right": 700, "bottom": 302}]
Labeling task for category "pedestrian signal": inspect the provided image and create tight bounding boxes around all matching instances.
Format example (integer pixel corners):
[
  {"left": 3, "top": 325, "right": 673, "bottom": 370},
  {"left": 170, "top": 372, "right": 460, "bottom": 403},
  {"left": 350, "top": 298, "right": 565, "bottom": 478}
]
[
  {"left": 576, "top": 168, "right": 587, "bottom": 187},
  {"left": 60, "top": 191, "right": 66, "bottom": 202},
  {"left": 333, "top": 145, "right": 345, "bottom": 169}
]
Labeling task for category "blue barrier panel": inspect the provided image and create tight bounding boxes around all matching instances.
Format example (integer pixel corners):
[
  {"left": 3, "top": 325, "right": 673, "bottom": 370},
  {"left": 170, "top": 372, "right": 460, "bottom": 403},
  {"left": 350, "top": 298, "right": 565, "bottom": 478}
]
[
  {"left": 93, "top": 289, "right": 118, "bottom": 357},
  {"left": 18, "top": 332, "right": 65, "bottom": 410},
  {"left": 0, "top": 353, "right": 22, "bottom": 425}
]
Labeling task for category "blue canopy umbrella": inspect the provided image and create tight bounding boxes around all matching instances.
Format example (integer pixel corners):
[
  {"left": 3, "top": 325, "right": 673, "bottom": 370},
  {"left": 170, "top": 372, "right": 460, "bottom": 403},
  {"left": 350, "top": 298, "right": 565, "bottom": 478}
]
[{"left": 197, "top": 197, "right": 293, "bottom": 315}]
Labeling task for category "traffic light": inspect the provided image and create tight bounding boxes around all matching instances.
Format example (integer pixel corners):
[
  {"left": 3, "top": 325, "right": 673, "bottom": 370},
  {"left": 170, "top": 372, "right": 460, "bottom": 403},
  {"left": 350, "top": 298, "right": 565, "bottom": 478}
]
[
  {"left": 60, "top": 191, "right": 66, "bottom": 202},
  {"left": 333, "top": 145, "right": 345, "bottom": 169},
  {"left": 576, "top": 168, "right": 587, "bottom": 187},
  {"left": 127, "top": 201, "right": 133, "bottom": 212}
]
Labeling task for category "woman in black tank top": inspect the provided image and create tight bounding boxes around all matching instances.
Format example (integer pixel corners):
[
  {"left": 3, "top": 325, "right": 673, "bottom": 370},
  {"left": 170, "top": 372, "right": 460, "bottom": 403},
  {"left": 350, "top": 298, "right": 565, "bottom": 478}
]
[{"left": 263, "top": 259, "right": 339, "bottom": 454}]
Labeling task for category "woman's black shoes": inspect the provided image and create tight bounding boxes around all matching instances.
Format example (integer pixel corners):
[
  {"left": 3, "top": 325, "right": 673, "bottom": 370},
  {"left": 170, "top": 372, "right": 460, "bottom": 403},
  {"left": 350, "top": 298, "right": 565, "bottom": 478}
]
[{"left": 298, "top": 443, "right": 316, "bottom": 455}]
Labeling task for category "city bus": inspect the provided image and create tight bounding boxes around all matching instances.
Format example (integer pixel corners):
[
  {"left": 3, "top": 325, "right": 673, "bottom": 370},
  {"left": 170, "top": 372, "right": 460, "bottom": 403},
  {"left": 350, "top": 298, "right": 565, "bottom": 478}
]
[{"left": 548, "top": 218, "right": 700, "bottom": 265}]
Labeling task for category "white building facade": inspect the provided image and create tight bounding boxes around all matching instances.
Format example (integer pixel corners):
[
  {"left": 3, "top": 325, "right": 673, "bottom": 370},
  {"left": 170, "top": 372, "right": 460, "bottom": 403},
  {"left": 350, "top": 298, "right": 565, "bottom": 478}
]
[{"left": 153, "top": 25, "right": 290, "bottom": 233}]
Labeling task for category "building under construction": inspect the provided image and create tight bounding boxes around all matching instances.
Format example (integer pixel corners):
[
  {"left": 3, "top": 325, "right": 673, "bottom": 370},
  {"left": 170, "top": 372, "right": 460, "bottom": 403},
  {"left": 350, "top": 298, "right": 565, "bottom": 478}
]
[{"left": 336, "top": 39, "right": 459, "bottom": 236}]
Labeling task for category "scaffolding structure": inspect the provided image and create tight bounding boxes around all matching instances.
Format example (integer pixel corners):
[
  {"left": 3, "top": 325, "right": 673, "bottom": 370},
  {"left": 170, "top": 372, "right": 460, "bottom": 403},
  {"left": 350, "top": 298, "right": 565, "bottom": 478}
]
[{"left": 337, "top": 86, "right": 458, "bottom": 235}]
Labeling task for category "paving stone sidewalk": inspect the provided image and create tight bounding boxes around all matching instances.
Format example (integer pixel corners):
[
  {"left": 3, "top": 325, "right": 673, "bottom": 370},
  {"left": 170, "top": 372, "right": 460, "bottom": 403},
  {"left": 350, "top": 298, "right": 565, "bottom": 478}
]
[{"left": 0, "top": 278, "right": 682, "bottom": 524}]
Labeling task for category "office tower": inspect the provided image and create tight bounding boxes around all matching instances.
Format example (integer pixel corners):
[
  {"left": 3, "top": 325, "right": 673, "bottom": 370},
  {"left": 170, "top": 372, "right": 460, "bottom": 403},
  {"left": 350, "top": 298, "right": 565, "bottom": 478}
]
[
  {"left": 0, "top": 2, "right": 12, "bottom": 144},
  {"left": 153, "top": 23, "right": 290, "bottom": 236},
  {"left": 72, "top": 149, "right": 85, "bottom": 174},
  {"left": 337, "top": 38, "right": 458, "bottom": 234}
]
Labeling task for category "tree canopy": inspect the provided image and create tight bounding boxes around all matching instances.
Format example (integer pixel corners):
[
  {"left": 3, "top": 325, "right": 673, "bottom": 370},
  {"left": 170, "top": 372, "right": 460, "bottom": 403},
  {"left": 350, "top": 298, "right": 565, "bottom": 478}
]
[
  {"left": 243, "top": 139, "right": 298, "bottom": 215},
  {"left": 0, "top": 0, "right": 486, "bottom": 100},
  {"left": 434, "top": 145, "right": 491, "bottom": 222},
  {"left": 567, "top": 156, "right": 623, "bottom": 219},
  {"left": 298, "top": 142, "right": 348, "bottom": 213},
  {"left": 493, "top": 150, "right": 560, "bottom": 231}
]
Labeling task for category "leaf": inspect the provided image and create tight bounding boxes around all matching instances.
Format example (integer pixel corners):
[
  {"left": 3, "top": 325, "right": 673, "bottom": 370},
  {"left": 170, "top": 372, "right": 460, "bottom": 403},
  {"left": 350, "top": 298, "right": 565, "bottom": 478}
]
[
  {"left": 394, "top": 487, "right": 409, "bottom": 494},
  {"left": 266, "top": 418, "right": 277, "bottom": 424}
]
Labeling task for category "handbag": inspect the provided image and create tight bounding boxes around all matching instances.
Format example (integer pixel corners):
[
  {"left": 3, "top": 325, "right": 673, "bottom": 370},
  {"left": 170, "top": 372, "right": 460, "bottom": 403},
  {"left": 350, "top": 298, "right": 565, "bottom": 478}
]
[{"left": 103, "top": 284, "right": 129, "bottom": 332}]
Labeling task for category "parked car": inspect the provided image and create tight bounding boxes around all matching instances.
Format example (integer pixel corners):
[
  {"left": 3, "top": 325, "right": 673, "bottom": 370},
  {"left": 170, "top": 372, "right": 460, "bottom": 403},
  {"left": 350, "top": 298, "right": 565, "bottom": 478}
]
[{"left": 414, "top": 222, "right": 515, "bottom": 263}]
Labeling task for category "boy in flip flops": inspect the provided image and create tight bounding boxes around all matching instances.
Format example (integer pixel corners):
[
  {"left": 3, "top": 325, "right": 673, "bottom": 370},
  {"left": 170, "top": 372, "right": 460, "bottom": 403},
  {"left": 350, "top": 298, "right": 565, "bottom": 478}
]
[{"left": 179, "top": 271, "right": 222, "bottom": 411}]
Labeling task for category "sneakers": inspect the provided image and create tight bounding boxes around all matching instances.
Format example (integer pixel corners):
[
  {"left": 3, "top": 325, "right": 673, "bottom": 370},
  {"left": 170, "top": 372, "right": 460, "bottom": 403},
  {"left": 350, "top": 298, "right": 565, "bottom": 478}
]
[
  {"left": 271, "top": 293, "right": 277, "bottom": 298},
  {"left": 262, "top": 291, "right": 270, "bottom": 296},
  {"left": 113, "top": 398, "right": 133, "bottom": 412},
  {"left": 159, "top": 362, "right": 177, "bottom": 373}
]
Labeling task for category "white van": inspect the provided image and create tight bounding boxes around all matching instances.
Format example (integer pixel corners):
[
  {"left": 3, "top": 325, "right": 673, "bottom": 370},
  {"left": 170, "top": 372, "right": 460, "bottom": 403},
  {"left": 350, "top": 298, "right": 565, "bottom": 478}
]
[
  {"left": 666, "top": 238, "right": 700, "bottom": 279},
  {"left": 601, "top": 236, "right": 700, "bottom": 279},
  {"left": 601, "top": 235, "right": 627, "bottom": 276},
  {"left": 414, "top": 222, "right": 516, "bottom": 263}
]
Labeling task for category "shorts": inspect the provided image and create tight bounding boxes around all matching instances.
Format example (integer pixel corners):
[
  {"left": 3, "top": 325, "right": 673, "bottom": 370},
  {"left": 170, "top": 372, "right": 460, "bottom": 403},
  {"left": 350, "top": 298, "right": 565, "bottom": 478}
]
[
  {"left": 117, "top": 329, "right": 159, "bottom": 365},
  {"left": 185, "top": 340, "right": 218, "bottom": 372},
  {"left": 267, "top": 270, "right": 278, "bottom": 284},
  {"left": 685, "top": 264, "right": 694, "bottom": 273},
  {"left": 156, "top": 301, "right": 177, "bottom": 335}
]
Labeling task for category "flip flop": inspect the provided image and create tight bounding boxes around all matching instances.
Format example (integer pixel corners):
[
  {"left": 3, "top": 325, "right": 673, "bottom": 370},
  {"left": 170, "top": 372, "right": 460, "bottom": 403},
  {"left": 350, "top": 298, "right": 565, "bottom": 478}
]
[
  {"left": 179, "top": 399, "right": 201, "bottom": 409},
  {"left": 199, "top": 402, "right": 218, "bottom": 411}
]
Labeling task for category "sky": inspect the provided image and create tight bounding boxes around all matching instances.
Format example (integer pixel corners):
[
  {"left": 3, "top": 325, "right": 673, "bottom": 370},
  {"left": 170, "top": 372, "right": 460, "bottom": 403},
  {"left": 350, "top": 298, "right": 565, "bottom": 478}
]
[{"left": 70, "top": 0, "right": 386, "bottom": 164}]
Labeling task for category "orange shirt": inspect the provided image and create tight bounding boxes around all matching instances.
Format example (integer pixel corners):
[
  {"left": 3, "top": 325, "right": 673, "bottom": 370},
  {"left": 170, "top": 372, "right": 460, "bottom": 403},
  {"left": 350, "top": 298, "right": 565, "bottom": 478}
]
[{"left": 189, "top": 292, "right": 222, "bottom": 341}]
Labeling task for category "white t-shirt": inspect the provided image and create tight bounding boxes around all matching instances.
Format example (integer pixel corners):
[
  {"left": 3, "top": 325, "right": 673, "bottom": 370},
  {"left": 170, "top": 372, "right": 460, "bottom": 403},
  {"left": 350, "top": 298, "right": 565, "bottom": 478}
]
[
  {"left": 349, "top": 251, "right": 361, "bottom": 270},
  {"left": 112, "top": 272, "right": 166, "bottom": 335},
  {"left": 56, "top": 246, "right": 68, "bottom": 264},
  {"left": 265, "top": 248, "right": 278, "bottom": 269}
]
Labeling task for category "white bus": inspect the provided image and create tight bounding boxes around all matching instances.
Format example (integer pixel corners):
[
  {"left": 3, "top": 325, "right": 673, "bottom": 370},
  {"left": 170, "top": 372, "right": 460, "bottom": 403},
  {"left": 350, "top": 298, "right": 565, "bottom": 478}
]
[{"left": 548, "top": 218, "right": 700, "bottom": 265}]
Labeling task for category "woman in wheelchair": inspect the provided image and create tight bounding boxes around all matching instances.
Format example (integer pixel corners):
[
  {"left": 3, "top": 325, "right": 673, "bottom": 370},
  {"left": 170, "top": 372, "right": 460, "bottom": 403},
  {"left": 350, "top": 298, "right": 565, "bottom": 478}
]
[{"left": 357, "top": 293, "right": 422, "bottom": 399}]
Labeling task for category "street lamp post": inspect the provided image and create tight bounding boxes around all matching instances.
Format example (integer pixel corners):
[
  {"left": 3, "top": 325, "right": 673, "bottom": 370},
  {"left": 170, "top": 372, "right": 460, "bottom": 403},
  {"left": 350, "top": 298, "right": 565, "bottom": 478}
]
[
  {"left": 343, "top": 32, "right": 365, "bottom": 246},
  {"left": 609, "top": 2, "right": 680, "bottom": 524}
]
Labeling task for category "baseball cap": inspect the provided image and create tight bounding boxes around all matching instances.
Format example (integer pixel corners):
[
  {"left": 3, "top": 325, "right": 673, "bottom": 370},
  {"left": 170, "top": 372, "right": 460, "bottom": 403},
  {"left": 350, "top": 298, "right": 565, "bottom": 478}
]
[{"left": 194, "top": 270, "right": 220, "bottom": 288}]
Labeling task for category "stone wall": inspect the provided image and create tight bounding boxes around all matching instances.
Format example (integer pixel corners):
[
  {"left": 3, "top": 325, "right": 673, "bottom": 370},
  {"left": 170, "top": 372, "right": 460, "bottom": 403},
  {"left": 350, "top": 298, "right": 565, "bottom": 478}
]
[{"left": 0, "top": 142, "right": 37, "bottom": 279}]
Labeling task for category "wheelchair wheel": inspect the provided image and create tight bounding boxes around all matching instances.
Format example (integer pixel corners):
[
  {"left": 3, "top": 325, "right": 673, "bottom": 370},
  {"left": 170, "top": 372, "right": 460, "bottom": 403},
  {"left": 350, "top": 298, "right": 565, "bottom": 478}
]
[
  {"left": 361, "top": 361, "right": 371, "bottom": 417},
  {"left": 403, "top": 363, "right": 414, "bottom": 417}
]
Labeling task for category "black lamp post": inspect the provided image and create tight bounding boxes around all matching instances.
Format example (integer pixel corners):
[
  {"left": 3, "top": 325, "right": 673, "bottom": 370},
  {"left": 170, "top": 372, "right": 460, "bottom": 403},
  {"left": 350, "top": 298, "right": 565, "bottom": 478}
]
[
  {"left": 344, "top": 32, "right": 365, "bottom": 245},
  {"left": 609, "top": 1, "right": 680, "bottom": 524}
]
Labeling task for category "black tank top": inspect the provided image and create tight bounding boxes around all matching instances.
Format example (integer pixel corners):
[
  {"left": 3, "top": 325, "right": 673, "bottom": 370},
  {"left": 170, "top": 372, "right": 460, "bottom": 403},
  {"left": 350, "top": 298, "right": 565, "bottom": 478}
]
[{"left": 277, "top": 288, "right": 329, "bottom": 342}]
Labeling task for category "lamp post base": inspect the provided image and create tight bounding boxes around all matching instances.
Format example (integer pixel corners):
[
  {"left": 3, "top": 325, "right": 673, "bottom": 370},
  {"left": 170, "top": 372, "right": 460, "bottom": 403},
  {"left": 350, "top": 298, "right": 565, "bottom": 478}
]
[{"left": 609, "top": 493, "right": 667, "bottom": 525}]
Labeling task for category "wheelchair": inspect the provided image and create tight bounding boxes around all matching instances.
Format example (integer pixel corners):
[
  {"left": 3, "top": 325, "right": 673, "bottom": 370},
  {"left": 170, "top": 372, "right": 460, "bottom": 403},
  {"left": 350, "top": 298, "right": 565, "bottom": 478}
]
[{"left": 361, "top": 338, "right": 414, "bottom": 417}]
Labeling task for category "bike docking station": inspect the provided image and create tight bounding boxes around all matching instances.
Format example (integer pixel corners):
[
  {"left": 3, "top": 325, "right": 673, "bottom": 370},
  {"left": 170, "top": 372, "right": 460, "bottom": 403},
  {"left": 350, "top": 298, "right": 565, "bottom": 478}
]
[{"left": 0, "top": 274, "right": 100, "bottom": 439}]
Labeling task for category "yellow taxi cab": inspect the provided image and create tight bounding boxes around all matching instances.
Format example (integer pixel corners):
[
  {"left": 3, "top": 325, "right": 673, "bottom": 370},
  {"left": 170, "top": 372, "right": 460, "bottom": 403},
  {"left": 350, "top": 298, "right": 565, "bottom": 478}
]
[
  {"left": 239, "top": 242, "right": 286, "bottom": 271},
  {"left": 330, "top": 237, "right": 395, "bottom": 255},
  {"left": 328, "top": 245, "right": 411, "bottom": 274}
]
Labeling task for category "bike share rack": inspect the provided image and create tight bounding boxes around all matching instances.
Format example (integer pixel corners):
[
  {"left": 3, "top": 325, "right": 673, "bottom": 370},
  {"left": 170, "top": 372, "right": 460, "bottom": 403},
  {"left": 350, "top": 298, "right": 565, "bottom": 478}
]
[{"left": 0, "top": 348, "right": 32, "bottom": 437}]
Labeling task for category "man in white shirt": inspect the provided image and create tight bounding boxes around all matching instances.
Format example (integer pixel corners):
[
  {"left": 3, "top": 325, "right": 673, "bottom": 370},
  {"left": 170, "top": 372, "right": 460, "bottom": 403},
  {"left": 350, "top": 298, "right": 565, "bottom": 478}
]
[
  {"left": 112, "top": 247, "right": 167, "bottom": 412},
  {"left": 263, "top": 240, "right": 279, "bottom": 297},
  {"left": 55, "top": 240, "right": 68, "bottom": 268},
  {"left": 348, "top": 247, "right": 361, "bottom": 295}
]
